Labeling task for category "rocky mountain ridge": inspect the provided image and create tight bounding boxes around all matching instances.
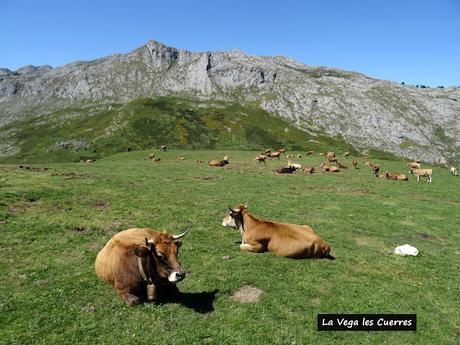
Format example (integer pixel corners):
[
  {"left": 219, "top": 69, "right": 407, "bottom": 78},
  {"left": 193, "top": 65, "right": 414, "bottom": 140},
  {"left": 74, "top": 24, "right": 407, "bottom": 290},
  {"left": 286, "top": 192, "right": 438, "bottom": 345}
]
[{"left": 1, "top": 40, "right": 459, "bottom": 163}]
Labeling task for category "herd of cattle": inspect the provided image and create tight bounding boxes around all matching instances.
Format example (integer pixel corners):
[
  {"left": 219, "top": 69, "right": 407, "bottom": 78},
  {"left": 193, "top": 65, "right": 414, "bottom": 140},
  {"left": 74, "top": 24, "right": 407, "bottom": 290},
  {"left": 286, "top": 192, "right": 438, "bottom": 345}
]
[
  {"left": 147, "top": 146, "right": 458, "bottom": 183},
  {"left": 94, "top": 146, "right": 457, "bottom": 306},
  {"left": 146, "top": 146, "right": 459, "bottom": 182}
]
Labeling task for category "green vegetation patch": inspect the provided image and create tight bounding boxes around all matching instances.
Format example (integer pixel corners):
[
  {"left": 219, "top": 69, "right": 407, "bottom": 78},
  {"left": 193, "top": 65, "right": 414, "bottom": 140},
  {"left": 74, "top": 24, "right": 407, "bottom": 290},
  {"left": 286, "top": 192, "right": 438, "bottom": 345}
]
[{"left": 0, "top": 97, "right": 357, "bottom": 163}]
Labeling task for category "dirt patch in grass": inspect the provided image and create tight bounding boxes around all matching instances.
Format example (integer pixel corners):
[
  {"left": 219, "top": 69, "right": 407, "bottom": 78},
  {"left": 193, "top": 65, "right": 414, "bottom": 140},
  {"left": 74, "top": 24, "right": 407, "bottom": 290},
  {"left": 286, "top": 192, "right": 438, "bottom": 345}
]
[
  {"left": 82, "top": 304, "right": 96, "bottom": 313},
  {"left": 18, "top": 166, "right": 52, "bottom": 172},
  {"left": 230, "top": 285, "right": 263, "bottom": 303},
  {"left": 51, "top": 172, "right": 90, "bottom": 179},
  {"left": 34, "top": 279, "right": 50, "bottom": 286},
  {"left": 413, "top": 195, "right": 432, "bottom": 201},
  {"left": 310, "top": 298, "right": 321, "bottom": 306},
  {"left": 416, "top": 232, "right": 438, "bottom": 240},
  {"left": 194, "top": 175, "right": 220, "bottom": 181},
  {"left": 85, "top": 242, "right": 100, "bottom": 251},
  {"left": 72, "top": 226, "right": 90, "bottom": 233},
  {"left": 308, "top": 185, "right": 374, "bottom": 195},
  {"left": 104, "top": 221, "right": 123, "bottom": 232},
  {"left": 93, "top": 201, "right": 109, "bottom": 209},
  {"left": 7, "top": 200, "right": 36, "bottom": 213}
]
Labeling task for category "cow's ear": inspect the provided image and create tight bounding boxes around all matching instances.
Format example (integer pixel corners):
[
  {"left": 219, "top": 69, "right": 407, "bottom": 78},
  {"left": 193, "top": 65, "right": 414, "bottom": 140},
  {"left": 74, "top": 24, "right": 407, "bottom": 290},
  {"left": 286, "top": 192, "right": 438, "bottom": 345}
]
[
  {"left": 134, "top": 246, "right": 149, "bottom": 257},
  {"left": 174, "top": 240, "right": 182, "bottom": 248}
]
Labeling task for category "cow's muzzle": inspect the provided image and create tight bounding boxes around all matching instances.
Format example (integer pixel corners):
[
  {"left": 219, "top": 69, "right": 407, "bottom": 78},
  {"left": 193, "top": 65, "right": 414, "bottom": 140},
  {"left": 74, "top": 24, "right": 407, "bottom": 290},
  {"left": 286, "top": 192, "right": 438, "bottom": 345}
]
[{"left": 168, "top": 269, "right": 186, "bottom": 283}]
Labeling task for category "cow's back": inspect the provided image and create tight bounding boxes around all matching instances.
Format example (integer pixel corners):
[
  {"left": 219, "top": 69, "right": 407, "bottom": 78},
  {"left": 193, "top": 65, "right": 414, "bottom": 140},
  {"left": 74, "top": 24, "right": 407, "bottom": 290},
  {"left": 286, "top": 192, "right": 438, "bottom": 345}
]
[
  {"left": 95, "top": 228, "right": 158, "bottom": 284},
  {"left": 263, "top": 223, "right": 329, "bottom": 258}
]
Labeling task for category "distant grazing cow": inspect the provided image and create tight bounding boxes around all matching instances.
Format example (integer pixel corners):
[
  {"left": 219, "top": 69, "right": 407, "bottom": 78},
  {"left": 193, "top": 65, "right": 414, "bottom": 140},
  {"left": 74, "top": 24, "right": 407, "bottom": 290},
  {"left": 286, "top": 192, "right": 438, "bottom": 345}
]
[
  {"left": 148, "top": 153, "right": 155, "bottom": 160},
  {"left": 196, "top": 160, "right": 205, "bottom": 164},
  {"left": 254, "top": 154, "right": 268, "bottom": 165},
  {"left": 176, "top": 156, "right": 185, "bottom": 161},
  {"left": 306, "top": 150, "right": 315, "bottom": 156},
  {"left": 269, "top": 151, "right": 282, "bottom": 159},
  {"left": 159, "top": 145, "right": 167, "bottom": 152},
  {"left": 319, "top": 152, "right": 325, "bottom": 156},
  {"left": 410, "top": 168, "right": 433, "bottom": 183},
  {"left": 222, "top": 204, "right": 334, "bottom": 259},
  {"left": 297, "top": 154, "right": 302, "bottom": 159},
  {"left": 276, "top": 166, "right": 296, "bottom": 174},
  {"left": 384, "top": 171, "right": 408, "bottom": 181},
  {"left": 408, "top": 162, "right": 421, "bottom": 172},
  {"left": 451, "top": 166, "right": 458, "bottom": 176},
  {"left": 366, "top": 162, "right": 379, "bottom": 176},
  {"left": 303, "top": 166, "right": 315, "bottom": 174},
  {"left": 343, "top": 152, "right": 350, "bottom": 159},
  {"left": 277, "top": 148, "right": 286, "bottom": 153},
  {"left": 352, "top": 160, "right": 358, "bottom": 169},
  {"left": 95, "top": 228, "right": 188, "bottom": 306},
  {"left": 85, "top": 159, "right": 96, "bottom": 164}
]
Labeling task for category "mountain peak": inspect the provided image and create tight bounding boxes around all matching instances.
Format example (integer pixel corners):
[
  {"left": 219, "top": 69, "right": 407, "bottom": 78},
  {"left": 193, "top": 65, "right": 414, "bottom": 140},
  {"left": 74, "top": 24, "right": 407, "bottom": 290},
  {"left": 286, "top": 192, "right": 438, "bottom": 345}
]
[{"left": 0, "top": 40, "right": 458, "bottom": 164}]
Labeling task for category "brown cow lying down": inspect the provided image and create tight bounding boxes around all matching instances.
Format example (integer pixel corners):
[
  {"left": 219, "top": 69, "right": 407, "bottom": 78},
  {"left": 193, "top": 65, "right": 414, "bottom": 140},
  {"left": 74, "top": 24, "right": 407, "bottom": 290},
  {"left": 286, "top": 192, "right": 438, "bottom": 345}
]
[
  {"left": 384, "top": 171, "right": 408, "bottom": 181},
  {"left": 208, "top": 159, "right": 229, "bottom": 167},
  {"left": 276, "top": 166, "right": 296, "bottom": 174},
  {"left": 320, "top": 163, "right": 339, "bottom": 172},
  {"left": 95, "top": 228, "right": 188, "bottom": 306},
  {"left": 222, "top": 204, "right": 334, "bottom": 259}
]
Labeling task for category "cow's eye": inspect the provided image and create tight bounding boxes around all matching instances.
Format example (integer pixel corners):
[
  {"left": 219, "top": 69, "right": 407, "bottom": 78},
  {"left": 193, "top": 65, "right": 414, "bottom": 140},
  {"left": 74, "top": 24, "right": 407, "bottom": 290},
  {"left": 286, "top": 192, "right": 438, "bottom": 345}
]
[{"left": 157, "top": 252, "right": 164, "bottom": 260}]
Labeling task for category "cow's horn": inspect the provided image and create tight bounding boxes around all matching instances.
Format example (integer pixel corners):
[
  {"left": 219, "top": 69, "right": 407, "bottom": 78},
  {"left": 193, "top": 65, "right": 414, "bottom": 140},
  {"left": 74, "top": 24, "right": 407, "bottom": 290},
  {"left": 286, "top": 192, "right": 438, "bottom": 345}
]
[
  {"left": 172, "top": 230, "right": 189, "bottom": 240},
  {"left": 228, "top": 205, "right": 234, "bottom": 212},
  {"left": 244, "top": 202, "right": 248, "bottom": 208}
]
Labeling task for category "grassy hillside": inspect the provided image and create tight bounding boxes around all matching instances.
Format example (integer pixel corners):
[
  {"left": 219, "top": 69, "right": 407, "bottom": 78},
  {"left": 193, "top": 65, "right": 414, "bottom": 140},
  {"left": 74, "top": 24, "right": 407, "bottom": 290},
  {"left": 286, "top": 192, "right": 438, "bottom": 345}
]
[
  {"left": 0, "top": 96, "right": 391, "bottom": 164},
  {"left": 0, "top": 150, "right": 458, "bottom": 344}
]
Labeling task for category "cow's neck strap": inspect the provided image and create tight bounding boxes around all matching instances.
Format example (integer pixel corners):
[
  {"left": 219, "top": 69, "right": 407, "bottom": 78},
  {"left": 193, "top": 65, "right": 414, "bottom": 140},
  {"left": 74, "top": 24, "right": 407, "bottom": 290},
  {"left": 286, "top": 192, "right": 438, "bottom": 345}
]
[{"left": 137, "top": 257, "right": 153, "bottom": 284}]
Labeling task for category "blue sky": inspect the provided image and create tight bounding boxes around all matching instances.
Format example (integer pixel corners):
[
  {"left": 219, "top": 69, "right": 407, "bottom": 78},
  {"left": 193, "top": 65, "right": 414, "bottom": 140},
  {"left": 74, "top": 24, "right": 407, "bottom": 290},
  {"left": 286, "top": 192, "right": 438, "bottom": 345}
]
[{"left": 1, "top": 0, "right": 459, "bottom": 86}]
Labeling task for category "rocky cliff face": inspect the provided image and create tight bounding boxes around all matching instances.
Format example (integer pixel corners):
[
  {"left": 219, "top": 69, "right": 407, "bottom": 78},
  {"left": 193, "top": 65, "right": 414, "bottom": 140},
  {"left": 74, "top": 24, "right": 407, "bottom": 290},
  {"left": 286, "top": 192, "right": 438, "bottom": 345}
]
[{"left": 1, "top": 40, "right": 459, "bottom": 163}]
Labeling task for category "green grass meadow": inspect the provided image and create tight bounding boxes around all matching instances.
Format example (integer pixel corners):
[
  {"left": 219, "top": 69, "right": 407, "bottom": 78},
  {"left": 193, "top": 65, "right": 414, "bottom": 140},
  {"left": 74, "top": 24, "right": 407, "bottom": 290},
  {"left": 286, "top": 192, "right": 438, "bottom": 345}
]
[{"left": 0, "top": 150, "right": 459, "bottom": 344}]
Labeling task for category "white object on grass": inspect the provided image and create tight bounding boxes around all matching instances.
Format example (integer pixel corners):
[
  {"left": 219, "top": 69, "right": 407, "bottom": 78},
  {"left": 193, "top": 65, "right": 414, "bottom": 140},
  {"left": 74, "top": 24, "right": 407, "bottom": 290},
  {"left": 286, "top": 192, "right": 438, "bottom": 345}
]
[{"left": 394, "top": 244, "right": 419, "bottom": 256}]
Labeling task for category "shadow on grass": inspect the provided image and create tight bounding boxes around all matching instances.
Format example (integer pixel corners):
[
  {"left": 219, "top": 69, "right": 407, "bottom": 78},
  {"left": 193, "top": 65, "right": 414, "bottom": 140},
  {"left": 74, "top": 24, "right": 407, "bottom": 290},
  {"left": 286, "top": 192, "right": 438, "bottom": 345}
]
[{"left": 157, "top": 289, "right": 219, "bottom": 313}]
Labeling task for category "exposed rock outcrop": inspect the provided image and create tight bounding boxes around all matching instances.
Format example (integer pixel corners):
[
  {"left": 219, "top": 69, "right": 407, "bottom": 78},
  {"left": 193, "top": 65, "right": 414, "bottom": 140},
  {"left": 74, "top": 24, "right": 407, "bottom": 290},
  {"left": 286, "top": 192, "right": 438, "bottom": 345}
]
[{"left": 0, "top": 40, "right": 458, "bottom": 163}]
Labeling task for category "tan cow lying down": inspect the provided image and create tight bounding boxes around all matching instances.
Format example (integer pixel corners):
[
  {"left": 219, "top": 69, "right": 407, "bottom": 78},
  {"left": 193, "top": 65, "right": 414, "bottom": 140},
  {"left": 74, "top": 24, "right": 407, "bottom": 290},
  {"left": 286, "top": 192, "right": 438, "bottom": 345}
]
[
  {"left": 209, "top": 156, "right": 229, "bottom": 167},
  {"left": 384, "top": 171, "right": 408, "bottom": 181},
  {"left": 95, "top": 228, "right": 187, "bottom": 306},
  {"left": 320, "top": 163, "right": 339, "bottom": 172},
  {"left": 303, "top": 166, "right": 315, "bottom": 174},
  {"left": 222, "top": 204, "right": 334, "bottom": 259}
]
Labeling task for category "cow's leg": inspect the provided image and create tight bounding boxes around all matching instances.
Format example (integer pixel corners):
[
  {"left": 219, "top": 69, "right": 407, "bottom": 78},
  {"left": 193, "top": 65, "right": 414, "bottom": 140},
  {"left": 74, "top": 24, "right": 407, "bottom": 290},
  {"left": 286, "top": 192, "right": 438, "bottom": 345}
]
[
  {"left": 417, "top": 176, "right": 420, "bottom": 182},
  {"left": 115, "top": 281, "right": 140, "bottom": 306},
  {"left": 240, "top": 243, "right": 265, "bottom": 253}
]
